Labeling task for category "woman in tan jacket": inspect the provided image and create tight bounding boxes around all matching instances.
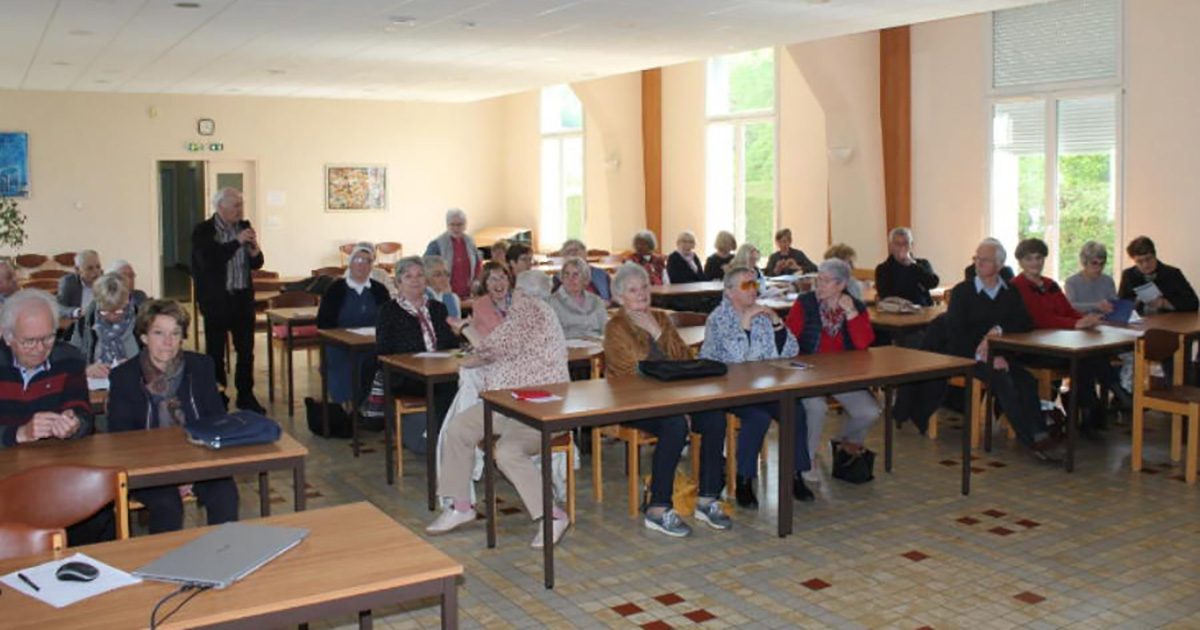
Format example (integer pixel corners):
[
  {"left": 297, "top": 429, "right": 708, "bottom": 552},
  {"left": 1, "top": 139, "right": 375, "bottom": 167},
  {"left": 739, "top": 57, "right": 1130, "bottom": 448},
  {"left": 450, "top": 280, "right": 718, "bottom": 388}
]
[{"left": 603, "top": 263, "right": 730, "bottom": 538}]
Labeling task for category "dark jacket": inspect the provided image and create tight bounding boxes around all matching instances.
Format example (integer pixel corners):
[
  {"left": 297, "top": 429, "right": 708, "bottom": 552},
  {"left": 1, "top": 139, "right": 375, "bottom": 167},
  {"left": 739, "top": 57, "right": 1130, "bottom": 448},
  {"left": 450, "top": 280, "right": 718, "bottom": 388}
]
[
  {"left": 963, "top": 263, "right": 1014, "bottom": 283},
  {"left": 317, "top": 279, "right": 391, "bottom": 330},
  {"left": 765, "top": 247, "right": 818, "bottom": 276},
  {"left": 666, "top": 251, "right": 707, "bottom": 284},
  {"left": 1118, "top": 261, "right": 1199, "bottom": 314},
  {"left": 0, "top": 341, "right": 93, "bottom": 447},
  {"left": 57, "top": 273, "right": 85, "bottom": 310},
  {"left": 107, "top": 352, "right": 226, "bottom": 431},
  {"left": 190, "top": 216, "right": 265, "bottom": 309},
  {"left": 704, "top": 253, "right": 734, "bottom": 280},
  {"left": 375, "top": 298, "right": 460, "bottom": 356},
  {"left": 875, "top": 256, "right": 940, "bottom": 306},
  {"left": 944, "top": 279, "right": 1033, "bottom": 359}
]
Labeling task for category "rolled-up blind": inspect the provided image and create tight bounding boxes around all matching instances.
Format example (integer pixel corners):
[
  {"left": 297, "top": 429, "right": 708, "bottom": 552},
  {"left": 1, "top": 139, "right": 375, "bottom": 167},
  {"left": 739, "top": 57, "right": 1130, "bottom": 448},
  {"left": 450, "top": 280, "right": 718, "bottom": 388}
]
[{"left": 993, "top": 0, "right": 1120, "bottom": 89}]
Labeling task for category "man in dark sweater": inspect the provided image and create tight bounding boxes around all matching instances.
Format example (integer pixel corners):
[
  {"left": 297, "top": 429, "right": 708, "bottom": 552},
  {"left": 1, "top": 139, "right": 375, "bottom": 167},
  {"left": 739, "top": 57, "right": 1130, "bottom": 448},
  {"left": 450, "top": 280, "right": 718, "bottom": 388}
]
[
  {"left": 1117, "top": 236, "right": 1198, "bottom": 315},
  {"left": 874, "top": 227, "right": 940, "bottom": 306}
]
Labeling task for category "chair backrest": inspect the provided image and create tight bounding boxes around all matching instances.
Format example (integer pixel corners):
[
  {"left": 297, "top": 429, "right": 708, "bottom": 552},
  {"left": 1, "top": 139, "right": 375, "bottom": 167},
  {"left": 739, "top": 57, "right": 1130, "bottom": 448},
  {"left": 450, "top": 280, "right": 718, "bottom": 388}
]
[
  {"left": 52, "top": 252, "right": 77, "bottom": 267},
  {"left": 251, "top": 269, "right": 280, "bottom": 279},
  {"left": 339, "top": 243, "right": 356, "bottom": 255},
  {"left": 270, "top": 291, "right": 319, "bottom": 308},
  {"left": 587, "top": 249, "right": 611, "bottom": 257},
  {"left": 668, "top": 311, "right": 708, "bottom": 328},
  {"left": 30, "top": 269, "right": 69, "bottom": 280},
  {"left": 1141, "top": 329, "right": 1180, "bottom": 363},
  {"left": 14, "top": 254, "right": 48, "bottom": 270},
  {"left": 20, "top": 278, "right": 60, "bottom": 291},
  {"left": 852, "top": 267, "right": 876, "bottom": 282},
  {"left": 311, "top": 266, "right": 345, "bottom": 278},
  {"left": 0, "top": 523, "right": 65, "bottom": 560},
  {"left": 0, "top": 465, "right": 129, "bottom": 541},
  {"left": 375, "top": 242, "right": 402, "bottom": 256}
]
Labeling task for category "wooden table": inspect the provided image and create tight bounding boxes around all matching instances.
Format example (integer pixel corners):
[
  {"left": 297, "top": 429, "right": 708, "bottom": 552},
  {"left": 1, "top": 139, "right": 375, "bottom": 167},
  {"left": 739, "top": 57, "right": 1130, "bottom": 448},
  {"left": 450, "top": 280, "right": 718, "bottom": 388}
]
[
  {"left": 649, "top": 280, "right": 724, "bottom": 298},
  {"left": 480, "top": 346, "right": 974, "bottom": 588},
  {"left": 254, "top": 290, "right": 280, "bottom": 305},
  {"left": 0, "top": 427, "right": 308, "bottom": 516},
  {"left": 266, "top": 306, "right": 319, "bottom": 417},
  {"left": 0, "top": 502, "right": 462, "bottom": 629},
  {"left": 379, "top": 345, "right": 606, "bottom": 506},
  {"left": 253, "top": 274, "right": 310, "bottom": 292},
  {"left": 985, "top": 328, "right": 1138, "bottom": 471},
  {"left": 318, "top": 328, "right": 376, "bottom": 457}
]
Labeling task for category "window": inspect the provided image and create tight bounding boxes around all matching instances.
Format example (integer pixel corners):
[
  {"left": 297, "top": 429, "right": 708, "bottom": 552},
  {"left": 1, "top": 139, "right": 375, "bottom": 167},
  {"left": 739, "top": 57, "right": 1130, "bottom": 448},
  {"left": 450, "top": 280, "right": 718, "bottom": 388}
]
[
  {"left": 540, "top": 85, "right": 584, "bottom": 248},
  {"left": 706, "top": 48, "right": 776, "bottom": 255},
  {"left": 989, "top": 0, "right": 1121, "bottom": 280}
]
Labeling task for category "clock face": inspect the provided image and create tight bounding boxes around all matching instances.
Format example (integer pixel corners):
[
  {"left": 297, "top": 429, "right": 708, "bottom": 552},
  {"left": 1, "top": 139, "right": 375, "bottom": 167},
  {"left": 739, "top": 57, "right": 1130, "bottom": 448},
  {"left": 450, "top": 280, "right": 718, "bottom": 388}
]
[{"left": 197, "top": 118, "right": 215, "bottom": 136}]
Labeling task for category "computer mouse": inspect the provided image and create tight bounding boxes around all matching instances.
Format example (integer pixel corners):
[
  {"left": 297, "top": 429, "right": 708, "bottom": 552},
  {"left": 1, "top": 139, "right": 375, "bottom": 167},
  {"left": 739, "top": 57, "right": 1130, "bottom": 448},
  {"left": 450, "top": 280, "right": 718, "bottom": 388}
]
[{"left": 55, "top": 561, "right": 99, "bottom": 582}]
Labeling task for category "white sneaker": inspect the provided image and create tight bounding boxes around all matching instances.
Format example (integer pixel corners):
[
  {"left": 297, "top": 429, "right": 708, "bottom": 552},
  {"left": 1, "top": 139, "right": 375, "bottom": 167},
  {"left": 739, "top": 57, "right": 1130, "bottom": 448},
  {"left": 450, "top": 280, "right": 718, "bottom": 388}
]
[
  {"left": 425, "top": 507, "right": 477, "bottom": 535},
  {"left": 801, "top": 468, "right": 821, "bottom": 483},
  {"left": 530, "top": 517, "right": 570, "bottom": 548}
]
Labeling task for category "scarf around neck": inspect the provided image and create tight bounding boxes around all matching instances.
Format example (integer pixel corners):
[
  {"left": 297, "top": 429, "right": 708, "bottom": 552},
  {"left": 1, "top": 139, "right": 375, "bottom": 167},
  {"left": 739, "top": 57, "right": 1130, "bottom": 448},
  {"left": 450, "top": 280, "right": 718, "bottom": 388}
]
[
  {"left": 397, "top": 294, "right": 437, "bottom": 352},
  {"left": 94, "top": 306, "right": 136, "bottom": 366},
  {"left": 140, "top": 351, "right": 187, "bottom": 428}
]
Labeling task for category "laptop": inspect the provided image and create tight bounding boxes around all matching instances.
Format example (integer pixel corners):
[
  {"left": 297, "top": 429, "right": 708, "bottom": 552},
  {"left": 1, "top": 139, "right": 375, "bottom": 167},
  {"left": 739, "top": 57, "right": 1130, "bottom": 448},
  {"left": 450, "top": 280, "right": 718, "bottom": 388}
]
[{"left": 133, "top": 523, "right": 309, "bottom": 589}]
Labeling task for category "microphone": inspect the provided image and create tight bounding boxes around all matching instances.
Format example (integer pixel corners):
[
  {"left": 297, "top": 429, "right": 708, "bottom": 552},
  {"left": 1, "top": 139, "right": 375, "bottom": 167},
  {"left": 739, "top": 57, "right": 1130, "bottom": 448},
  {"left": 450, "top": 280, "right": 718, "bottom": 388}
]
[{"left": 236, "top": 219, "right": 252, "bottom": 231}]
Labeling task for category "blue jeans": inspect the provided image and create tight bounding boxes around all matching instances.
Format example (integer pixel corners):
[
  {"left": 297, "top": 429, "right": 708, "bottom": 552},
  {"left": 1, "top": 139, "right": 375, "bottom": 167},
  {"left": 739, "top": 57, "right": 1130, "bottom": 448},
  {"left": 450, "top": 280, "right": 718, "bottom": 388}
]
[
  {"left": 623, "top": 415, "right": 688, "bottom": 509},
  {"left": 687, "top": 411, "right": 728, "bottom": 499},
  {"left": 728, "top": 401, "right": 810, "bottom": 479}
]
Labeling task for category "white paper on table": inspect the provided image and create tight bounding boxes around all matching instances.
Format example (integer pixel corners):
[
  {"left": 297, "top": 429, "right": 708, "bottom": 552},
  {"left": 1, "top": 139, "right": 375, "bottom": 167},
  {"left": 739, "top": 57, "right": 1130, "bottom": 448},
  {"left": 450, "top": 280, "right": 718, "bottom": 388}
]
[
  {"left": 1132, "top": 282, "right": 1162, "bottom": 303},
  {"left": 510, "top": 393, "right": 563, "bottom": 403},
  {"left": 346, "top": 327, "right": 376, "bottom": 336},
  {"left": 87, "top": 377, "right": 109, "bottom": 391},
  {"left": 0, "top": 553, "right": 141, "bottom": 608},
  {"left": 413, "top": 351, "right": 454, "bottom": 358},
  {"left": 564, "top": 339, "right": 600, "bottom": 349},
  {"left": 1097, "top": 325, "right": 1146, "bottom": 338}
]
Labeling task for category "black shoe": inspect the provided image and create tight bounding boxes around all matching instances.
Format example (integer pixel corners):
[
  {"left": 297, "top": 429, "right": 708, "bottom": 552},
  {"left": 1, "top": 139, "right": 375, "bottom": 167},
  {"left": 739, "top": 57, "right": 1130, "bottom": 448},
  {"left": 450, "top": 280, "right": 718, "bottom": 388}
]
[
  {"left": 236, "top": 397, "right": 267, "bottom": 415},
  {"left": 792, "top": 474, "right": 815, "bottom": 502},
  {"left": 219, "top": 391, "right": 230, "bottom": 411},
  {"left": 735, "top": 475, "right": 758, "bottom": 509}
]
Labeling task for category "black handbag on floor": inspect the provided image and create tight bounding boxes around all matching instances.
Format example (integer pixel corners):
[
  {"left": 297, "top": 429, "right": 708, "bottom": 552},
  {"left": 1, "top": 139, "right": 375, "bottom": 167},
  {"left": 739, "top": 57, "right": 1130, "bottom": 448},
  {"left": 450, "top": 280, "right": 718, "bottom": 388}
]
[
  {"left": 830, "top": 440, "right": 875, "bottom": 484},
  {"left": 305, "top": 396, "right": 353, "bottom": 439},
  {"left": 638, "top": 359, "right": 727, "bottom": 382}
]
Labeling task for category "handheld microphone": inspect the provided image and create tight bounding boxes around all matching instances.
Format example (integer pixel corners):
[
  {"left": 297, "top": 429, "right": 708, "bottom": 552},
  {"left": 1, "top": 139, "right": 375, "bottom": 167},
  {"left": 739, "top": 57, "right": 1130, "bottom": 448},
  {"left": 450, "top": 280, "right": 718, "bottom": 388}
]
[{"left": 236, "top": 219, "right": 252, "bottom": 231}]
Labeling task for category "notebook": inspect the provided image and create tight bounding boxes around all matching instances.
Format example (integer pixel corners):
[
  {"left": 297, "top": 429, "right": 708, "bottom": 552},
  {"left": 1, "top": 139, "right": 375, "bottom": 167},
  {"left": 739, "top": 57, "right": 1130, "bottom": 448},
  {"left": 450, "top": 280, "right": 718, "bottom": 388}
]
[
  {"left": 133, "top": 523, "right": 308, "bottom": 589},
  {"left": 1102, "top": 299, "right": 1136, "bottom": 324}
]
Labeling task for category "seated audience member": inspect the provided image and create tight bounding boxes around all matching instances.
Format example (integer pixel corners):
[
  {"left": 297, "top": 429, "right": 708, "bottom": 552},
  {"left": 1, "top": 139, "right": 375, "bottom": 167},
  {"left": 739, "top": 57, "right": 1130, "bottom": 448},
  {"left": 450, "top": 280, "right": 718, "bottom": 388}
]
[
  {"left": 1011, "top": 238, "right": 1110, "bottom": 434},
  {"left": 949, "top": 239, "right": 1061, "bottom": 459},
  {"left": 605, "top": 263, "right": 730, "bottom": 535},
  {"left": 490, "top": 239, "right": 509, "bottom": 263},
  {"left": 699, "top": 266, "right": 812, "bottom": 507},
  {"left": 624, "top": 230, "right": 667, "bottom": 286},
  {"left": 424, "top": 208, "right": 480, "bottom": 300},
  {"left": 666, "top": 231, "right": 707, "bottom": 284},
  {"left": 557, "top": 239, "right": 611, "bottom": 301},
  {"left": 317, "top": 243, "right": 391, "bottom": 406},
  {"left": 69, "top": 272, "right": 140, "bottom": 379},
  {"left": 367, "top": 256, "right": 460, "bottom": 430},
  {"left": 427, "top": 272, "right": 572, "bottom": 547},
  {"left": 423, "top": 255, "right": 462, "bottom": 318},
  {"left": 1064, "top": 240, "right": 1117, "bottom": 314},
  {"left": 0, "top": 261, "right": 18, "bottom": 306},
  {"left": 1118, "top": 236, "right": 1199, "bottom": 315},
  {"left": 765, "top": 228, "right": 818, "bottom": 276},
  {"left": 785, "top": 259, "right": 880, "bottom": 478},
  {"left": 731, "top": 243, "right": 766, "bottom": 284},
  {"left": 471, "top": 261, "right": 513, "bottom": 338},
  {"left": 549, "top": 257, "right": 607, "bottom": 339},
  {"left": 505, "top": 243, "right": 535, "bottom": 277},
  {"left": 106, "top": 259, "right": 148, "bottom": 308},
  {"left": 107, "top": 300, "right": 238, "bottom": 533},
  {"left": 823, "top": 243, "right": 863, "bottom": 300},
  {"left": 58, "top": 249, "right": 103, "bottom": 317},
  {"left": 704, "top": 230, "right": 737, "bottom": 281},
  {"left": 874, "top": 227, "right": 940, "bottom": 306}
]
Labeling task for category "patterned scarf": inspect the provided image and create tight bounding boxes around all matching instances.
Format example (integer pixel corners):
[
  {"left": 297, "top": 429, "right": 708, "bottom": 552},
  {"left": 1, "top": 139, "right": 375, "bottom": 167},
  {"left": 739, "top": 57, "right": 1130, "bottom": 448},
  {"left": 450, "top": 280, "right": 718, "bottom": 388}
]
[
  {"left": 819, "top": 300, "right": 846, "bottom": 339},
  {"left": 397, "top": 294, "right": 437, "bottom": 352},
  {"left": 214, "top": 214, "right": 249, "bottom": 291},
  {"left": 140, "top": 351, "right": 186, "bottom": 428},
  {"left": 94, "top": 306, "right": 136, "bottom": 366}
]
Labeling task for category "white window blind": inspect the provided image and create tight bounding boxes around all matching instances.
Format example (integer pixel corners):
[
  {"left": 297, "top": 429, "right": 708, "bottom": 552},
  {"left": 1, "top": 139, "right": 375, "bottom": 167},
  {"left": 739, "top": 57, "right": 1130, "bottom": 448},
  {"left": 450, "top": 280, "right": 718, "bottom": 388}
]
[{"left": 993, "top": 0, "right": 1120, "bottom": 89}]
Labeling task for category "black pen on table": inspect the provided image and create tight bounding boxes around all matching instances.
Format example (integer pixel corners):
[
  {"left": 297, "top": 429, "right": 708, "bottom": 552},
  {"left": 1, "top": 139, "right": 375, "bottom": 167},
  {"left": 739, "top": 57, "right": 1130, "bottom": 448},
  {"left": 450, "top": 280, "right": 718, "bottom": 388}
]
[{"left": 18, "top": 572, "right": 39, "bottom": 591}]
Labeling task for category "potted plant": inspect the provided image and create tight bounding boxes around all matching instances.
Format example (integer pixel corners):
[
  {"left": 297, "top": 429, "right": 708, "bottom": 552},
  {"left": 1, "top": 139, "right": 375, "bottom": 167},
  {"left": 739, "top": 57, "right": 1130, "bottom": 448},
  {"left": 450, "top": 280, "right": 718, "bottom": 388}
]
[{"left": 0, "top": 196, "right": 28, "bottom": 259}]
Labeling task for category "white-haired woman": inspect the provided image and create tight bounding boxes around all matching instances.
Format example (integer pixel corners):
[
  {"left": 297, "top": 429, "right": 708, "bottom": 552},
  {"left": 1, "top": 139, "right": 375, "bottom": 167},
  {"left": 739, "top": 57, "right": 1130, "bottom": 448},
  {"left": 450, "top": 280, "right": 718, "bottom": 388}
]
[
  {"left": 424, "top": 208, "right": 480, "bottom": 299},
  {"left": 548, "top": 257, "right": 607, "bottom": 339},
  {"left": 667, "top": 231, "right": 707, "bottom": 284},
  {"left": 623, "top": 230, "right": 667, "bottom": 286},
  {"left": 69, "top": 272, "right": 140, "bottom": 379},
  {"left": 423, "top": 255, "right": 462, "bottom": 318},
  {"left": 106, "top": 259, "right": 148, "bottom": 308},
  {"left": 317, "top": 243, "right": 391, "bottom": 405},
  {"left": 731, "top": 243, "right": 765, "bottom": 284},
  {"left": 558, "top": 239, "right": 611, "bottom": 301},
  {"left": 1064, "top": 240, "right": 1117, "bottom": 315}
]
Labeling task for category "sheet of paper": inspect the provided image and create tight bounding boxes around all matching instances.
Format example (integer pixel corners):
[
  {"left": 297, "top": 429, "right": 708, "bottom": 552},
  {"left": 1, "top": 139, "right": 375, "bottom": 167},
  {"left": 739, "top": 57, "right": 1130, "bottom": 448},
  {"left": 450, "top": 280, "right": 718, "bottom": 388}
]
[
  {"left": 87, "top": 377, "right": 109, "bottom": 391},
  {"left": 510, "top": 392, "right": 563, "bottom": 403},
  {"left": 0, "top": 553, "right": 141, "bottom": 608},
  {"left": 1097, "top": 325, "right": 1145, "bottom": 338},
  {"left": 1132, "top": 282, "right": 1162, "bottom": 303},
  {"left": 346, "top": 327, "right": 376, "bottom": 336},
  {"left": 413, "top": 351, "right": 454, "bottom": 358}
]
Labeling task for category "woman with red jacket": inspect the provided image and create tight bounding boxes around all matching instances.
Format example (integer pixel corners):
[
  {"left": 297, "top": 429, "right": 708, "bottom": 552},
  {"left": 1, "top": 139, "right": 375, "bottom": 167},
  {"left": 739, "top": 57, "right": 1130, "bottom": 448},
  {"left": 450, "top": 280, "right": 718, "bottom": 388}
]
[{"left": 785, "top": 258, "right": 879, "bottom": 473}]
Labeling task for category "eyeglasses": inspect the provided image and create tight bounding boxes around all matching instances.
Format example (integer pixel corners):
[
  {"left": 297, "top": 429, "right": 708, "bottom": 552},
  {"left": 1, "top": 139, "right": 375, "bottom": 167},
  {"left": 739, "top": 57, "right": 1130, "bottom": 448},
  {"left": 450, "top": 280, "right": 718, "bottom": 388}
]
[
  {"left": 13, "top": 334, "right": 56, "bottom": 351},
  {"left": 739, "top": 279, "right": 759, "bottom": 291},
  {"left": 99, "top": 308, "right": 126, "bottom": 318},
  {"left": 1086, "top": 259, "right": 1106, "bottom": 267}
]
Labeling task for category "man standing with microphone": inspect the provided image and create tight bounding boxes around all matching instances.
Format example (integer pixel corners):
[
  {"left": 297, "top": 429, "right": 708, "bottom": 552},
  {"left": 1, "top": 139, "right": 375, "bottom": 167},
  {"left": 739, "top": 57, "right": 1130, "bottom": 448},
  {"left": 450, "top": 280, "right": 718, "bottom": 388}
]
[{"left": 191, "top": 187, "right": 266, "bottom": 413}]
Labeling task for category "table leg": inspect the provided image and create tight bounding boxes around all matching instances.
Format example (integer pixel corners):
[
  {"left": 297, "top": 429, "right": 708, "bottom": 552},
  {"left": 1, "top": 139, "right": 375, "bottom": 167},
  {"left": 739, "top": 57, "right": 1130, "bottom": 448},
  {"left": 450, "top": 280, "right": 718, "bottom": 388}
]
[
  {"left": 984, "top": 349, "right": 995, "bottom": 453},
  {"left": 267, "top": 316, "right": 275, "bottom": 403},
  {"left": 883, "top": 387, "right": 894, "bottom": 473},
  {"left": 350, "top": 347, "right": 362, "bottom": 457},
  {"left": 484, "top": 404, "right": 497, "bottom": 548},
  {"left": 259, "top": 471, "right": 270, "bottom": 517},
  {"left": 294, "top": 463, "right": 307, "bottom": 511},
  {"left": 286, "top": 322, "right": 296, "bottom": 417},
  {"left": 777, "top": 393, "right": 794, "bottom": 538},
  {"left": 426, "top": 380, "right": 438, "bottom": 512},
  {"left": 384, "top": 366, "right": 396, "bottom": 485},
  {"left": 320, "top": 341, "right": 330, "bottom": 437},
  {"left": 541, "top": 429, "right": 554, "bottom": 589},
  {"left": 962, "top": 367, "right": 973, "bottom": 495},
  {"left": 441, "top": 575, "right": 458, "bottom": 630},
  {"left": 358, "top": 610, "right": 372, "bottom": 629},
  {"left": 1066, "top": 357, "right": 1078, "bottom": 473}
]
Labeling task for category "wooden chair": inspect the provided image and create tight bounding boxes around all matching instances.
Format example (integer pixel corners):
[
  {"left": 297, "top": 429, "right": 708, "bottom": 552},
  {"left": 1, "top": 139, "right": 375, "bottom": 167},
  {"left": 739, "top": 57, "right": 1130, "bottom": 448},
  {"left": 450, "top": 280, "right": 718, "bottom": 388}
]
[
  {"left": 587, "top": 249, "right": 611, "bottom": 257},
  {"left": 52, "top": 252, "right": 77, "bottom": 267},
  {"left": 252, "top": 269, "right": 280, "bottom": 279},
  {"left": 312, "top": 266, "right": 345, "bottom": 278},
  {"left": 338, "top": 243, "right": 356, "bottom": 265},
  {"left": 392, "top": 395, "right": 428, "bottom": 481},
  {"left": 269, "top": 292, "right": 321, "bottom": 396},
  {"left": 0, "top": 465, "right": 130, "bottom": 541},
  {"left": 591, "top": 424, "right": 701, "bottom": 518},
  {"left": 30, "top": 269, "right": 68, "bottom": 280},
  {"left": 375, "top": 242, "right": 403, "bottom": 265},
  {"left": 851, "top": 267, "right": 876, "bottom": 282},
  {"left": 0, "top": 524, "right": 66, "bottom": 560},
  {"left": 13, "top": 254, "right": 48, "bottom": 271},
  {"left": 19, "top": 278, "right": 60, "bottom": 291},
  {"left": 723, "top": 414, "right": 769, "bottom": 493},
  {"left": 667, "top": 311, "right": 708, "bottom": 328},
  {"left": 1132, "top": 329, "right": 1198, "bottom": 484}
]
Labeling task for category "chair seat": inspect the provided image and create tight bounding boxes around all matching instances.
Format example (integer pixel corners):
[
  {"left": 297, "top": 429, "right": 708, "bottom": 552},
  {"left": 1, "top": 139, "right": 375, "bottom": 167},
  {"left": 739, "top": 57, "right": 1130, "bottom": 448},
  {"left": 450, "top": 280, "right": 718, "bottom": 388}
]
[
  {"left": 396, "top": 395, "right": 426, "bottom": 411},
  {"left": 271, "top": 324, "right": 319, "bottom": 339},
  {"left": 1145, "top": 385, "right": 1200, "bottom": 405},
  {"left": 551, "top": 432, "right": 573, "bottom": 448}
]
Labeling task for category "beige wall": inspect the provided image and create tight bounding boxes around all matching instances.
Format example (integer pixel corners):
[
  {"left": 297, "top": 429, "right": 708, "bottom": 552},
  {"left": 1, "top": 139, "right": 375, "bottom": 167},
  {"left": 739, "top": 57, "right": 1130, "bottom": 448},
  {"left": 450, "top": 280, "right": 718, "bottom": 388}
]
[
  {"left": 0, "top": 90, "right": 507, "bottom": 294},
  {"left": 778, "top": 49, "right": 830, "bottom": 263},
  {"left": 661, "top": 61, "right": 707, "bottom": 254},
  {"left": 573, "top": 73, "right": 645, "bottom": 253}
]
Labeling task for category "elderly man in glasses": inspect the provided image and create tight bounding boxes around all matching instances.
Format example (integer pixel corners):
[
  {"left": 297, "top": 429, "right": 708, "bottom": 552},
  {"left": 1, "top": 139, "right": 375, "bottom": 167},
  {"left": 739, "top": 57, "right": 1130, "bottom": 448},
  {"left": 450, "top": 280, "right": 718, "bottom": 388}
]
[{"left": 0, "top": 289, "right": 92, "bottom": 449}]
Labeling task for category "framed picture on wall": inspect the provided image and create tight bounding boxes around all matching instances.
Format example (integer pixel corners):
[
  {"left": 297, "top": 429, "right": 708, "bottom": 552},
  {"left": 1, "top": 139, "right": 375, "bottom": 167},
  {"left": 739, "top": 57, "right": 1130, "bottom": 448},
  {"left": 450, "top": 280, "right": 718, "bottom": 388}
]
[
  {"left": 325, "top": 164, "right": 387, "bottom": 212},
  {"left": 0, "top": 132, "right": 30, "bottom": 198}
]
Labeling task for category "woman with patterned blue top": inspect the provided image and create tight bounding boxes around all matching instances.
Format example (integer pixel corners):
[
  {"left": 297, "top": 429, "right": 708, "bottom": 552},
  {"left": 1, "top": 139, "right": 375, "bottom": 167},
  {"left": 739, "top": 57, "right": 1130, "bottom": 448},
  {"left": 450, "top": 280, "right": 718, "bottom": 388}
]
[{"left": 699, "top": 266, "right": 814, "bottom": 508}]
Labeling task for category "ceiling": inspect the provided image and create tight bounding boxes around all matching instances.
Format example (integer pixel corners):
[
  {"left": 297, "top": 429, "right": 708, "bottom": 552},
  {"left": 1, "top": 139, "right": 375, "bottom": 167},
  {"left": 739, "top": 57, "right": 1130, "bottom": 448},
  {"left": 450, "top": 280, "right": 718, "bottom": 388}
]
[{"left": 2, "top": 0, "right": 1051, "bottom": 102}]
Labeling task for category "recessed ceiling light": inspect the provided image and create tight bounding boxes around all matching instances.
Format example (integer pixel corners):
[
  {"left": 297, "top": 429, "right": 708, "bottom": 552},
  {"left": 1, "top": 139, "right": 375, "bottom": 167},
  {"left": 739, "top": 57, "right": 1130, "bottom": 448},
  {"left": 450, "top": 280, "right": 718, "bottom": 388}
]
[
  {"left": 266, "top": 69, "right": 285, "bottom": 75},
  {"left": 68, "top": 29, "right": 94, "bottom": 37},
  {"left": 51, "top": 61, "right": 71, "bottom": 67},
  {"left": 459, "top": 20, "right": 477, "bottom": 29},
  {"left": 174, "top": 2, "right": 201, "bottom": 7}
]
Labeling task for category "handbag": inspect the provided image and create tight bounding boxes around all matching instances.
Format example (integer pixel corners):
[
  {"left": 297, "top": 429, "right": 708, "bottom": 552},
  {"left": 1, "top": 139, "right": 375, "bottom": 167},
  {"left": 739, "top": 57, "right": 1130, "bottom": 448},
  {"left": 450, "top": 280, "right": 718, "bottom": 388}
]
[
  {"left": 186, "top": 411, "right": 282, "bottom": 449},
  {"left": 640, "top": 470, "right": 698, "bottom": 516},
  {"left": 304, "top": 396, "right": 353, "bottom": 439},
  {"left": 830, "top": 440, "right": 875, "bottom": 484},
  {"left": 638, "top": 359, "right": 727, "bottom": 382}
]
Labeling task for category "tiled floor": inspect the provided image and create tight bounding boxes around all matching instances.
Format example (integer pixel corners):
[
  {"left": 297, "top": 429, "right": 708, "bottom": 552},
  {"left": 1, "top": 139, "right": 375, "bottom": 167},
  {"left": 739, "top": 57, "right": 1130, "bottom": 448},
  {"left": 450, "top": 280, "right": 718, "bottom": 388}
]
[{"left": 189, "top": 339, "right": 1200, "bottom": 629}]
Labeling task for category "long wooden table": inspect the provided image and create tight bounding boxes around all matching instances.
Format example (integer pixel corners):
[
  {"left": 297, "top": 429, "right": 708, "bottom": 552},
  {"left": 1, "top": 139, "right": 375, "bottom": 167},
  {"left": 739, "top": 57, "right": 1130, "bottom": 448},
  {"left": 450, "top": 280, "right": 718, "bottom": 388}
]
[
  {"left": 0, "top": 502, "right": 462, "bottom": 629},
  {"left": 266, "top": 306, "right": 319, "bottom": 417},
  {"left": 318, "top": 328, "right": 376, "bottom": 456},
  {"left": 649, "top": 280, "right": 724, "bottom": 298},
  {"left": 480, "top": 346, "right": 975, "bottom": 588},
  {"left": 0, "top": 427, "right": 309, "bottom": 515}
]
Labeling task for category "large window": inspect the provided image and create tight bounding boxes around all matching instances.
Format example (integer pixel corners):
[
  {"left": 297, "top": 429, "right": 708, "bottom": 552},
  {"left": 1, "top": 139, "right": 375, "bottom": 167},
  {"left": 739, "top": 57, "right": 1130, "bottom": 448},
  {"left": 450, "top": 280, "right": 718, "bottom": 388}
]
[
  {"left": 989, "top": 0, "right": 1121, "bottom": 280},
  {"left": 540, "top": 85, "right": 584, "bottom": 248},
  {"left": 706, "top": 48, "right": 776, "bottom": 255}
]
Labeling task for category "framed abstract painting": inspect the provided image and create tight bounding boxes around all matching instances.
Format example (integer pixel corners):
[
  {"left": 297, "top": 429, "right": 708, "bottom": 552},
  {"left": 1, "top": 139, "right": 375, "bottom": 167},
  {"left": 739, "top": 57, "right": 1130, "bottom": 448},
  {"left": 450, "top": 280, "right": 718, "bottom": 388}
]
[
  {"left": 325, "top": 164, "right": 387, "bottom": 211},
  {"left": 0, "top": 132, "right": 30, "bottom": 198}
]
